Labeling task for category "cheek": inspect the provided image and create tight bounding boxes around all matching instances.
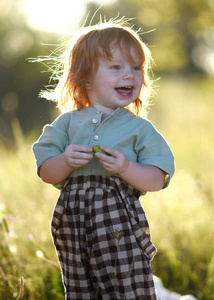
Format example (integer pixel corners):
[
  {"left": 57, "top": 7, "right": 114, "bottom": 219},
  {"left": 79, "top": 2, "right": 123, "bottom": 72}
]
[
  {"left": 138, "top": 72, "right": 143, "bottom": 84},
  {"left": 96, "top": 78, "right": 113, "bottom": 90},
  {"left": 138, "top": 77, "right": 144, "bottom": 90},
  {"left": 136, "top": 75, "right": 143, "bottom": 88}
]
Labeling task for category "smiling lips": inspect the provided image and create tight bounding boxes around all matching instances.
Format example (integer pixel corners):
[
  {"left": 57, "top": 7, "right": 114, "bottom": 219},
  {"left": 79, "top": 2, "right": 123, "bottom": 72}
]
[{"left": 115, "top": 86, "right": 134, "bottom": 97}]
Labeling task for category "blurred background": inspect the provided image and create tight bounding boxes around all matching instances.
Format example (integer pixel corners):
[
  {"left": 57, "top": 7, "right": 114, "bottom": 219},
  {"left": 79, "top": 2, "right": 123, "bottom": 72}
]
[{"left": 0, "top": 0, "right": 213, "bottom": 299}]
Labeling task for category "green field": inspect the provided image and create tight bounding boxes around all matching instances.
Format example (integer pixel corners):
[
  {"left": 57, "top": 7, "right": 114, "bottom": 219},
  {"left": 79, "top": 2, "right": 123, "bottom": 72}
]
[{"left": 0, "top": 76, "right": 213, "bottom": 299}]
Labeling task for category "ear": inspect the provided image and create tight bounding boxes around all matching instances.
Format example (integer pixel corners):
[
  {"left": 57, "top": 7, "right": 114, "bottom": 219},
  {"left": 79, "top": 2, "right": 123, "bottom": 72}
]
[{"left": 85, "top": 81, "right": 92, "bottom": 90}]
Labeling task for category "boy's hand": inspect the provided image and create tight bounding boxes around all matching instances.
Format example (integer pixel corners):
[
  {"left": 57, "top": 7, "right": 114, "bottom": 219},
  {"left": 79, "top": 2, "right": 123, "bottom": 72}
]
[
  {"left": 95, "top": 145, "right": 129, "bottom": 174},
  {"left": 64, "top": 144, "right": 93, "bottom": 169}
]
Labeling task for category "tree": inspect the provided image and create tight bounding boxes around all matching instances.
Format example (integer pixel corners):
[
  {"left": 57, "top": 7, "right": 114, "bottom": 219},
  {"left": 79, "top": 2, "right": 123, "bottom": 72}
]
[{"left": 87, "top": 0, "right": 214, "bottom": 74}]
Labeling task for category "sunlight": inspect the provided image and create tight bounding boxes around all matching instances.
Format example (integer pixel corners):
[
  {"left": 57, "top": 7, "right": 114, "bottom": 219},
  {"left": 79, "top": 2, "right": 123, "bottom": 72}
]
[
  {"left": 25, "top": 0, "right": 86, "bottom": 32},
  {"left": 24, "top": 0, "right": 118, "bottom": 33}
]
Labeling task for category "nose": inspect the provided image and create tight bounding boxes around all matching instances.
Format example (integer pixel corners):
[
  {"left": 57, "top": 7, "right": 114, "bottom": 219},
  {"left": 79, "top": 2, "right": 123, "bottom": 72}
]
[{"left": 122, "top": 68, "right": 134, "bottom": 80}]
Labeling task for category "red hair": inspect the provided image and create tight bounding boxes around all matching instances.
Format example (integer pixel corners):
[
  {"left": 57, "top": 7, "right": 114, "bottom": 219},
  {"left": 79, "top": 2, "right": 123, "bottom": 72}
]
[{"left": 41, "top": 20, "right": 154, "bottom": 116}]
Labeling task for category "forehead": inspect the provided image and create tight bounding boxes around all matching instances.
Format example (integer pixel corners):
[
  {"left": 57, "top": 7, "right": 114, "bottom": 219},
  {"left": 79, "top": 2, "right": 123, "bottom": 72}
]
[
  {"left": 98, "top": 43, "right": 142, "bottom": 67},
  {"left": 110, "top": 46, "right": 141, "bottom": 63}
]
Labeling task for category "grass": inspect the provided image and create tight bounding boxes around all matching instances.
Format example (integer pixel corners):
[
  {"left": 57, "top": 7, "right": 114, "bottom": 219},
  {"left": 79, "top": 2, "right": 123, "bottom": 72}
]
[
  {"left": 0, "top": 129, "right": 63, "bottom": 299},
  {"left": 143, "top": 75, "right": 214, "bottom": 299},
  {"left": 0, "top": 75, "right": 213, "bottom": 299}
]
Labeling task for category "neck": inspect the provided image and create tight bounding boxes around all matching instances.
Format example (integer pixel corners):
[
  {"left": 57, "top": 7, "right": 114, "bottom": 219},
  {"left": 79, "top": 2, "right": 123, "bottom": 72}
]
[
  {"left": 101, "top": 110, "right": 113, "bottom": 120},
  {"left": 92, "top": 105, "right": 116, "bottom": 120}
]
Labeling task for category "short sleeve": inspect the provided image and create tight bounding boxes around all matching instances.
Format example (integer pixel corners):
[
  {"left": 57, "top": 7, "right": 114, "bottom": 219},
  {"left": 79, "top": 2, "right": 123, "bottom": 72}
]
[
  {"left": 32, "top": 113, "right": 70, "bottom": 174},
  {"left": 135, "top": 121, "right": 175, "bottom": 188}
]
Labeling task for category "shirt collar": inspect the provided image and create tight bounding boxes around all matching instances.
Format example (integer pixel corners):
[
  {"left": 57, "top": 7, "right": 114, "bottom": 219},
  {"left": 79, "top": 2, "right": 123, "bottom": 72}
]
[{"left": 85, "top": 106, "right": 132, "bottom": 118}]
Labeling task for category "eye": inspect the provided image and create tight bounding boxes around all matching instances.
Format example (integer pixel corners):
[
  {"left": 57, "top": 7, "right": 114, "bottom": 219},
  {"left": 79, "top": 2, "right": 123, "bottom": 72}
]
[
  {"left": 110, "top": 65, "right": 121, "bottom": 70},
  {"left": 132, "top": 66, "right": 141, "bottom": 71}
]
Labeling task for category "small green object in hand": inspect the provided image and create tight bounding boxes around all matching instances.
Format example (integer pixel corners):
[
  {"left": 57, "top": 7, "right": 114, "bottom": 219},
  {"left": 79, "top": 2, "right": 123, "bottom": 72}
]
[
  {"left": 87, "top": 150, "right": 95, "bottom": 155},
  {"left": 93, "top": 145, "right": 107, "bottom": 154},
  {"left": 87, "top": 145, "right": 107, "bottom": 156}
]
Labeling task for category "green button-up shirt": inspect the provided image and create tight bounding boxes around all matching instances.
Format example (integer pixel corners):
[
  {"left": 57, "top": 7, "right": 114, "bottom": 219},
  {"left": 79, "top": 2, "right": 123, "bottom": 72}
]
[{"left": 33, "top": 107, "right": 175, "bottom": 193}]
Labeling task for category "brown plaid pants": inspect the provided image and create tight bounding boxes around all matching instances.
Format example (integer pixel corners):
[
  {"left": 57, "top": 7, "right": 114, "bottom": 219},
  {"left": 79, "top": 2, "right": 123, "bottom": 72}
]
[{"left": 51, "top": 175, "right": 157, "bottom": 300}]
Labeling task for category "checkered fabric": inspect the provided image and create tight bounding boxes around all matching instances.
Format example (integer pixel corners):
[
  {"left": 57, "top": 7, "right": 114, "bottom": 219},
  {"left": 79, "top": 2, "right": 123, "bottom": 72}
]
[{"left": 51, "top": 175, "right": 157, "bottom": 300}]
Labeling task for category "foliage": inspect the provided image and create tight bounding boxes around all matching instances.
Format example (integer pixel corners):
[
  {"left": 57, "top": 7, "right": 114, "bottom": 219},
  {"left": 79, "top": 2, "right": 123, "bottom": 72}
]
[
  {"left": 0, "top": 0, "right": 214, "bottom": 140},
  {"left": 0, "top": 130, "right": 64, "bottom": 299},
  {"left": 0, "top": 216, "right": 64, "bottom": 300},
  {"left": 88, "top": 0, "right": 214, "bottom": 74},
  {"left": 0, "top": 76, "right": 213, "bottom": 299},
  {"left": 143, "top": 76, "right": 214, "bottom": 299}
]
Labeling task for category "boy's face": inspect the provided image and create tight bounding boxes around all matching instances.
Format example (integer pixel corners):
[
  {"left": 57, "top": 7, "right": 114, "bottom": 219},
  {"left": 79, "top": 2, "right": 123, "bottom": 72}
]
[{"left": 86, "top": 46, "right": 143, "bottom": 116}]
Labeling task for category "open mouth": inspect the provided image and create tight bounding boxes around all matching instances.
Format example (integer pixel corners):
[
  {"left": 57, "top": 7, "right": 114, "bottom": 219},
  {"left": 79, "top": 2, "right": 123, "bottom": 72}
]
[{"left": 115, "top": 86, "right": 133, "bottom": 96}]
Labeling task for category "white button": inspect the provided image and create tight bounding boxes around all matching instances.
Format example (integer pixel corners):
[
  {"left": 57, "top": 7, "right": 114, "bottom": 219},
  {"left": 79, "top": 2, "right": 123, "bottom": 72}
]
[
  {"left": 93, "top": 135, "right": 99, "bottom": 141},
  {"left": 96, "top": 111, "right": 101, "bottom": 114},
  {"left": 92, "top": 118, "right": 98, "bottom": 124}
]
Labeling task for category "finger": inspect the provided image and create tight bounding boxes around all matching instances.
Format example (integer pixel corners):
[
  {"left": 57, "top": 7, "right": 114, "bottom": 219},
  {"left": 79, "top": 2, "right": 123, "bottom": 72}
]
[
  {"left": 95, "top": 152, "right": 114, "bottom": 164},
  {"left": 71, "top": 144, "right": 93, "bottom": 153},
  {"left": 71, "top": 158, "right": 93, "bottom": 167},
  {"left": 99, "top": 160, "right": 116, "bottom": 173},
  {"left": 75, "top": 153, "right": 94, "bottom": 160},
  {"left": 99, "top": 145, "right": 119, "bottom": 157}
]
